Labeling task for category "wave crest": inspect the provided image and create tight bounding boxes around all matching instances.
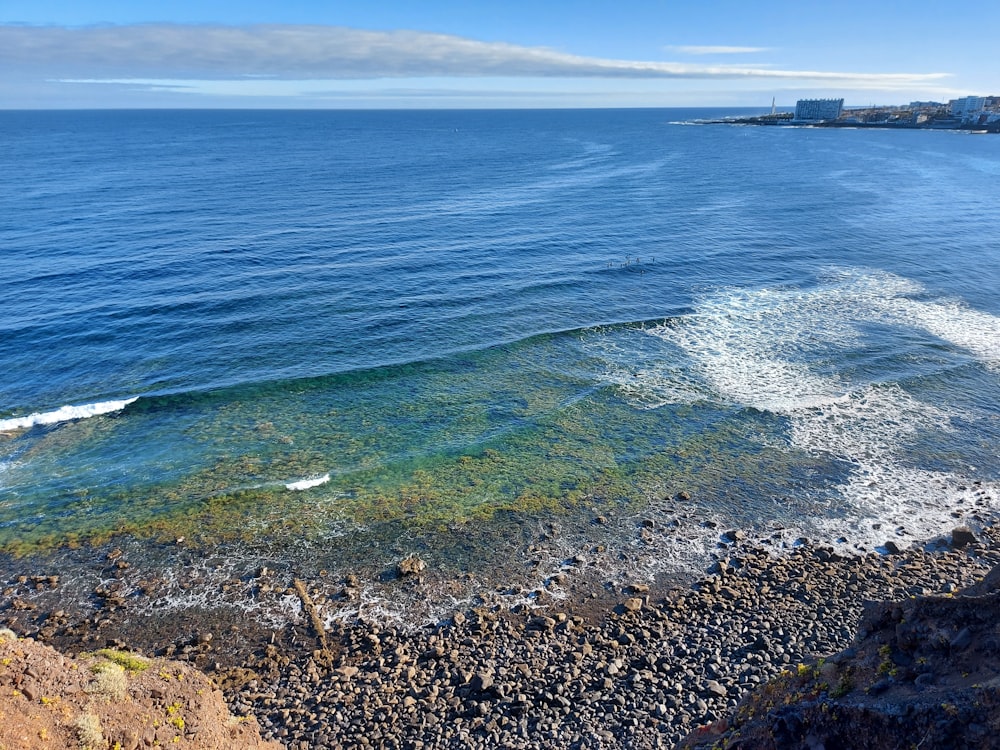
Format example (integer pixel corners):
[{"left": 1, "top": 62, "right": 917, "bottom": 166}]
[
  {"left": 285, "top": 474, "right": 331, "bottom": 491},
  {"left": 0, "top": 398, "right": 139, "bottom": 431}
]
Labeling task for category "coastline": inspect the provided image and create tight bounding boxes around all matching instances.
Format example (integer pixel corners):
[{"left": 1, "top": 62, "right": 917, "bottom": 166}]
[
  {"left": 3, "top": 516, "right": 999, "bottom": 748},
  {"left": 699, "top": 114, "right": 1000, "bottom": 133}
]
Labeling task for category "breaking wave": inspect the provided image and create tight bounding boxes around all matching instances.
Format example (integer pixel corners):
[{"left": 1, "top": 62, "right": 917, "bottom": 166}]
[
  {"left": 285, "top": 474, "right": 331, "bottom": 491},
  {"left": 0, "top": 397, "right": 139, "bottom": 432}
]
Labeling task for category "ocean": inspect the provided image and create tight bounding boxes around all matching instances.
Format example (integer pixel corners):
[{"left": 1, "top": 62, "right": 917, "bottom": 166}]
[{"left": 2, "top": 109, "right": 999, "bottom": 622}]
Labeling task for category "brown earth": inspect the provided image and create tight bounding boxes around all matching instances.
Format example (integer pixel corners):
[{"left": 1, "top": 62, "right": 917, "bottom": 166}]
[{"left": 0, "top": 630, "right": 280, "bottom": 750}]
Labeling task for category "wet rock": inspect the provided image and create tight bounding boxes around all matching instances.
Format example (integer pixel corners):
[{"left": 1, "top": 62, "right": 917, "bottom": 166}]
[
  {"left": 397, "top": 556, "right": 427, "bottom": 577},
  {"left": 951, "top": 526, "right": 977, "bottom": 549}
]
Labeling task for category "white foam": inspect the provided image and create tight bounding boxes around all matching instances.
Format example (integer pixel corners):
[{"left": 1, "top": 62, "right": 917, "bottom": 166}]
[
  {"left": 820, "top": 267, "right": 1000, "bottom": 370},
  {"left": 788, "top": 383, "right": 951, "bottom": 464},
  {"left": 591, "top": 267, "right": 1000, "bottom": 549},
  {"left": 623, "top": 267, "right": 1000, "bottom": 415},
  {"left": 0, "top": 397, "right": 139, "bottom": 431},
  {"left": 640, "top": 283, "right": 862, "bottom": 414},
  {"left": 134, "top": 563, "right": 301, "bottom": 630},
  {"left": 890, "top": 296, "right": 1000, "bottom": 371},
  {"left": 285, "top": 474, "right": 331, "bottom": 491}
]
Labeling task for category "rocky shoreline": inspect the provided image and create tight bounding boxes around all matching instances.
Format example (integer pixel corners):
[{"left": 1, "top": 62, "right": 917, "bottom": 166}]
[{"left": 3, "top": 520, "right": 1000, "bottom": 748}]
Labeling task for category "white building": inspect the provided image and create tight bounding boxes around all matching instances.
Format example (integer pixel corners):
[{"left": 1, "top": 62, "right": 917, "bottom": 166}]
[
  {"left": 794, "top": 99, "right": 844, "bottom": 122},
  {"left": 950, "top": 96, "right": 986, "bottom": 117}
]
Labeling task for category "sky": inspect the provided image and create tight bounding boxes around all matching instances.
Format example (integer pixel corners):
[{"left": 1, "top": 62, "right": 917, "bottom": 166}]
[{"left": 1, "top": 1, "right": 996, "bottom": 109}]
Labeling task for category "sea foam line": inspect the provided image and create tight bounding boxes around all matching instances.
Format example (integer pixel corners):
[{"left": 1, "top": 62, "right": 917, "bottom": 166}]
[{"left": 0, "top": 397, "right": 139, "bottom": 431}]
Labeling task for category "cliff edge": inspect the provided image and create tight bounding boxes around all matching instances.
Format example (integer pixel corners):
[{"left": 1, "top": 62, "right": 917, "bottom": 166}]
[{"left": 678, "top": 564, "right": 1000, "bottom": 750}]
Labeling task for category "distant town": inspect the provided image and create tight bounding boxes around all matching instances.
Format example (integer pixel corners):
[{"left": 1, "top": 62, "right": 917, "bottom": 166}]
[{"left": 711, "top": 96, "right": 1000, "bottom": 133}]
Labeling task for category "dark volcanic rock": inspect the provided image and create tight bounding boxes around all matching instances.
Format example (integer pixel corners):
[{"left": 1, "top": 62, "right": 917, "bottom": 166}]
[
  {"left": 952, "top": 526, "right": 978, "bottom": 549},
  {"left": 678, "top": 564, "right": 1000, "bottom": 750}
]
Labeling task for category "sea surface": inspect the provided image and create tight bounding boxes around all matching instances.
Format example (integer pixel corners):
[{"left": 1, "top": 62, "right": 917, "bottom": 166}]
[{"left": 2, "top": 109, "right": 999, "bottom": 621}]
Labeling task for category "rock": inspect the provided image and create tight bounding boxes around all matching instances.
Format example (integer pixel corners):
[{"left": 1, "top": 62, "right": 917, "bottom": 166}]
[
  {"left": 868, "top": 677, "right": 893, "bottom": 695},
  {"left": 528, "top": 616, "right": 556, "bottom": 631},
  {"left": 703, "top": 680, "right": 727, "bottom": 698},
  {"left": 950, "top": 627, "right": 973, "bottom": 650},
  {"left": 623, "top": 597, "right": 643, "bottom": 612},
  {"left": 951, "top": 526, "right": 977, "bottom": 549},
  {"left": 470, "top": 673, "right": 495, "bottom": 692},
  {"left": 397, "top": 556, "right": 427, "bottom": 577}
]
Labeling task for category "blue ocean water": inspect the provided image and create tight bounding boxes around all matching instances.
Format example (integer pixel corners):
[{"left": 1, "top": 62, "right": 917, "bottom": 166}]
[{"left": 1, "top": 109, "right": 999, "bottom": 598}]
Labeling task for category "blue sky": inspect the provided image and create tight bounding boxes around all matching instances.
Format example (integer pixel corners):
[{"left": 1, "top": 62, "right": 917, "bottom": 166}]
[{"left": 1, "top": 1, "right": 995, "bottom": 108}]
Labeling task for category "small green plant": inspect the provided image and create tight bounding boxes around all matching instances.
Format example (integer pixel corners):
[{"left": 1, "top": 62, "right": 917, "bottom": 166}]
[
  {"left": 877, "top": 645, "right": 898, "bottom": 677},
  {"left": 87, "top": 661, "right": 128, "bottom": 701},
  {"left": 830, "top": 668, "right": 854, "bottom": 698},
  {"left": 75, "top": 712, "right": 104, "bottom": 749},
  {"left": 94, "top": 648, "right": 150, "bottom": 673},
  {"left": 877, "top": 661, "right": 898, "bottom": 677},
  {"left": 166, "top": 701, "right": 186, "bottom": 730}
]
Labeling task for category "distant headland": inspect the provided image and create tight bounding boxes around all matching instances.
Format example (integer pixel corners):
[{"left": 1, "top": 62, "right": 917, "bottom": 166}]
[{"left": 705, "top": 96, "right": 1000, "bottom": 133}]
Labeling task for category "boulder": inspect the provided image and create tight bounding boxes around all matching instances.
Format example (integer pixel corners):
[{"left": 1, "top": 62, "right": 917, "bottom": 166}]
[{"left": 397, "top": 556, "right": 427, "bottom": 577}]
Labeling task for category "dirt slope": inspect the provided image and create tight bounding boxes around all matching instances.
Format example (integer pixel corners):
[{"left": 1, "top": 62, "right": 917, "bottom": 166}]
[{"left": 0, "top": 630, "right": 280, "bottom": 750}]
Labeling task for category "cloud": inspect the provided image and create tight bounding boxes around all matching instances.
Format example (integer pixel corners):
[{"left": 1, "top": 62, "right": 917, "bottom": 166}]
[
  {"left": 668, "top": 46, "right": 771, "bottom": 55},
  {"left": 0, "top": 23, "right": 948, "bottom": 87}
]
